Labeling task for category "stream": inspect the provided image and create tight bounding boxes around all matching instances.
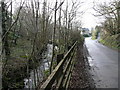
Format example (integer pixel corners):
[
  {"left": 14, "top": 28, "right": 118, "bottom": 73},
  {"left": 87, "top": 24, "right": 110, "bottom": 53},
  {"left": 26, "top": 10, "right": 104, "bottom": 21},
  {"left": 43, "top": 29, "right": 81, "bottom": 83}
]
[{"left": 24, "top": 44, "right": 58, "bottom": 89}]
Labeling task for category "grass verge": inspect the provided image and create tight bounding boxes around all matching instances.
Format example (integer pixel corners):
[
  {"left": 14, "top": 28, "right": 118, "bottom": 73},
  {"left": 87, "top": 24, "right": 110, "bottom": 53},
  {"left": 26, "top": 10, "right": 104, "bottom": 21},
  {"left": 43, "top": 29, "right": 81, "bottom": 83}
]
[{"left": 99, "top": 34, "right": 120, "bottom": 50}]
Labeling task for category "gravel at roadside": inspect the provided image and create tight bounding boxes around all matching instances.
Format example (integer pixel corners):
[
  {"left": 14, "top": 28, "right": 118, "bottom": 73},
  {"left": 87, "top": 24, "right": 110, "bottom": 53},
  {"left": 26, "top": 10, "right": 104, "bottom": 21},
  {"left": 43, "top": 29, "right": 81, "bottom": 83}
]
[{"left": 68, "top": 44, "right": 96, "bottom": 90}]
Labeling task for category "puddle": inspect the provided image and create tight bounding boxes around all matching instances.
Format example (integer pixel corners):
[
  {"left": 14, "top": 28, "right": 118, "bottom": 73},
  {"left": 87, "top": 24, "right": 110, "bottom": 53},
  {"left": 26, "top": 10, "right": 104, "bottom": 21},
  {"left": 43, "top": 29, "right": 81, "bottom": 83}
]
[{"left": 87, "top": 56, "right": 94, "bottom": 67}]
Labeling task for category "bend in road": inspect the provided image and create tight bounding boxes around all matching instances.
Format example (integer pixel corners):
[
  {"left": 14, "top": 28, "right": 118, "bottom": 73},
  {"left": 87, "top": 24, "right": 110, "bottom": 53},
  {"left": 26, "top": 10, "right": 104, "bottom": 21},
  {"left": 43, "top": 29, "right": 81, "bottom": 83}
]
[{"left": 85, "top": 37, "right": 119, "bottom": 88}]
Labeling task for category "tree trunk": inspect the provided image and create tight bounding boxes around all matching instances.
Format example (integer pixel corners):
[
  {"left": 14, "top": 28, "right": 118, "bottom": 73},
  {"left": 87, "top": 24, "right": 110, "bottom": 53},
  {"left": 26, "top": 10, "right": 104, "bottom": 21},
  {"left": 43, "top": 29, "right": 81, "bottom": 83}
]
[
  {"left": 1, "top": 2, "right": 10, "bottom": 66},
  {"left": 50, "top": 1, "right": 57, "bottom": 74}
]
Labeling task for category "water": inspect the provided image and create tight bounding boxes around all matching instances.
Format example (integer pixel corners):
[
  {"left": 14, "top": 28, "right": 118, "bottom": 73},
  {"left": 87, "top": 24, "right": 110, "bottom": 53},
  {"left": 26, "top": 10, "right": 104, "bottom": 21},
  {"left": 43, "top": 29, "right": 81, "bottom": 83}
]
[
  {"left": 87, "top": 56, "right": 94, "bottom": 67},
  {"left": 24, "top": 44, "right": 58, "bottom": 89}
]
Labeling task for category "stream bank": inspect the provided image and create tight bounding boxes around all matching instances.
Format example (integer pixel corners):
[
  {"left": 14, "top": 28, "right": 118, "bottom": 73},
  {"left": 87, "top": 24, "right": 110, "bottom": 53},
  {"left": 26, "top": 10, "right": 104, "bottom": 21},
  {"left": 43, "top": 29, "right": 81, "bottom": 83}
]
[
  {"left": 2, "top": 44, "right": 58, "bottom": 89},
  {"left": 24, "top": 44, "right": 53, "bottom": 89}
]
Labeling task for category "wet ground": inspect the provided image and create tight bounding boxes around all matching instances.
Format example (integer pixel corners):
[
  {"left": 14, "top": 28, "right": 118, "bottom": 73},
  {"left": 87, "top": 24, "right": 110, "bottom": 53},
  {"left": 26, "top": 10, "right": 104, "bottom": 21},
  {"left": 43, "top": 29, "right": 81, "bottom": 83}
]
[
  {"left": 85, "top": 37, "right": 119, "bottom": 89},
  {"left": 69, "top": 44, "right": 96, "bottom": 89}
]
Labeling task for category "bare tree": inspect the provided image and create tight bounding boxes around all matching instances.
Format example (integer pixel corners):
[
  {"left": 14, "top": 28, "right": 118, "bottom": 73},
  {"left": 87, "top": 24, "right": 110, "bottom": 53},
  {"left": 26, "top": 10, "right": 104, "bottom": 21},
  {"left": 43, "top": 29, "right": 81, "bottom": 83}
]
[
  {"left": 93, "top": 0, "right": 120, "bottom": 35},
  {"left": 49, "top": 0, "right": 64, "bottom": 74}
]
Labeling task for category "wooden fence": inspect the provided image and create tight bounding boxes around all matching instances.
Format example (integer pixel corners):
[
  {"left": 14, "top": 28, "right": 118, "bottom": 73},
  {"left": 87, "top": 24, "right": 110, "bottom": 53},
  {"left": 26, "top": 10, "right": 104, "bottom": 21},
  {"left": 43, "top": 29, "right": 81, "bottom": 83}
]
[{"left": 37, "top": 41, "right": 77, "bottom": 90}]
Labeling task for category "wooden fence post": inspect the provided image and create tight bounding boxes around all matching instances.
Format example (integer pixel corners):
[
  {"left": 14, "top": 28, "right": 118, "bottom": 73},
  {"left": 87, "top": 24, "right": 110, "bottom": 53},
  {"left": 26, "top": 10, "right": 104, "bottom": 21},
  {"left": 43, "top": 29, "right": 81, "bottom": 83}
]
[
  {"left": 56, "top": 54, "right": 64, "bottom": 85},
  {"left": 38, "top": 41, "right": 77, "bottom": 90},
  {"left": 57, "top": 54, "right": 64, "bottom": 65}
]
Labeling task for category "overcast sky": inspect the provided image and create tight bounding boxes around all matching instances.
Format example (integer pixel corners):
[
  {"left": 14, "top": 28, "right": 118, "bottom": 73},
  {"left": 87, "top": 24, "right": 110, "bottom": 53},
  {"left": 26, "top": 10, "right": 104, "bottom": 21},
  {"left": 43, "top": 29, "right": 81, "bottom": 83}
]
[
  {"left": 45, "top": 0, "right": 113, "bottom": 29},
  {"left": 6, "top": 0, "right": 113, "bottom": 29},
  {"left": 79, "top": 0, "right": 113, "bottom": 29}
]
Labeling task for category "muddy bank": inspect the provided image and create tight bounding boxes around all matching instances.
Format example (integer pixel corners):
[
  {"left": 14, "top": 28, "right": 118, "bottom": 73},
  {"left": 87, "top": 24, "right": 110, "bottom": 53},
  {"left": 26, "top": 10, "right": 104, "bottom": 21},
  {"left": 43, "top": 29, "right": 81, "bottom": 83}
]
[
  {"left": 2, "top": 45, "right": 48, "bottom": 89},
  {"left": 68, "top": 44, "right": 96, "bottom": 89}
]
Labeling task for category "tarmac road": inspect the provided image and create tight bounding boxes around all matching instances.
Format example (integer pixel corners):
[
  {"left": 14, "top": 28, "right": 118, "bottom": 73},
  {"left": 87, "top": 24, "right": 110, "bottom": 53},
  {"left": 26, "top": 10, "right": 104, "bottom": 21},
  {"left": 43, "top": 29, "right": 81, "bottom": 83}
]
[{"left": 85, "top": 37, "right": 119, "bottom": 88}]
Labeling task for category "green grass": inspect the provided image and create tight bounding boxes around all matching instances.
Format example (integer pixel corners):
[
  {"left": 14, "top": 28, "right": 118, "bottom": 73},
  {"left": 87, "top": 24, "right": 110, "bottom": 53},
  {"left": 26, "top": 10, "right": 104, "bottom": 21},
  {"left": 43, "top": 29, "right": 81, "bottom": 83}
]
[
  {"left": 99, "top": 34, "right": 120, "bottom": 50},
  {"left": 91, "top": 37, "right": 96, "bottom": 40},
  {"left": 2, "top": 38, "right": 40, "bottom": 88},
  {"left": 6, "top": 38, "right": 33, "bottom": 69},
  {"left": 44, "top": 69, "right": 50, "bottom": 77},
  {"left": 91, "top": 34, "right": 97, "bottom": 40}
]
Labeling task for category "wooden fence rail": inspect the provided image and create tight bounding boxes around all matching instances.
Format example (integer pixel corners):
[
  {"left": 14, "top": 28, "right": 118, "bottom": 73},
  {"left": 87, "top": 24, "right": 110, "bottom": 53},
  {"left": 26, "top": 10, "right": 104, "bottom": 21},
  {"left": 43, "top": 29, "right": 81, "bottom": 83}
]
[{"left": 37, "top": 41, "right": 77, "bottom": 90}]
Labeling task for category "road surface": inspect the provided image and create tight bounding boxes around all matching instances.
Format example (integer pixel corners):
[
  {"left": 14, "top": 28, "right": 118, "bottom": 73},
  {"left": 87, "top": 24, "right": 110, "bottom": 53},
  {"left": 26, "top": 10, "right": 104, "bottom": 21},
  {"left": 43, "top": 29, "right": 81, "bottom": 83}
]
[{"left": 85, "top": 37, "right": 119, "bottom": 88}]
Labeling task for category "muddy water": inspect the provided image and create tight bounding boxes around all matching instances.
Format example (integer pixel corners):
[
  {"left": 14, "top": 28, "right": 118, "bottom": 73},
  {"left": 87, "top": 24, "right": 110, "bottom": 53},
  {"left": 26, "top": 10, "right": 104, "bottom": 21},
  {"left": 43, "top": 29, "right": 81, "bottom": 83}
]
[{"left": 24, "top": 44, "right": 57, "bottom": 89}]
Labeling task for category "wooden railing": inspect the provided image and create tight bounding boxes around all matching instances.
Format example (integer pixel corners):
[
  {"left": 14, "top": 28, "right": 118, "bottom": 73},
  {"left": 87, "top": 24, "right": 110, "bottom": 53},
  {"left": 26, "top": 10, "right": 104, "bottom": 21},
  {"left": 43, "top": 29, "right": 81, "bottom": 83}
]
[{"left": 37, "top": 41, "right": 77, "bottom": 90}]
